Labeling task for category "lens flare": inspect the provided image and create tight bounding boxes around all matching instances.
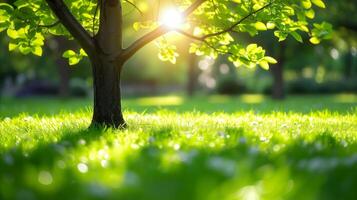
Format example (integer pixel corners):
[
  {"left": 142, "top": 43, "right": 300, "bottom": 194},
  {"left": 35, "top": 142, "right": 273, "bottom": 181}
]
[{"left": 160, "top": 8, "right": 184, "bottom": 29}]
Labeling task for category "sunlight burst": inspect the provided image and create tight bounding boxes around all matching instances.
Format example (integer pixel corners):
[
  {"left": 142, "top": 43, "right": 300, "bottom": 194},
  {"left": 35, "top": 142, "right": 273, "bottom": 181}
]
[{"left": 160, "top": 8, "right": 184, "bottom": 29}]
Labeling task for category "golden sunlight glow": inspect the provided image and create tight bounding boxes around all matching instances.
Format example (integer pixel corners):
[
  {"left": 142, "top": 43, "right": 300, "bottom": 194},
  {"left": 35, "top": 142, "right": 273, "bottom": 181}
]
[{"left": 160, "top": 8, "right": 184, "bottom": 29}]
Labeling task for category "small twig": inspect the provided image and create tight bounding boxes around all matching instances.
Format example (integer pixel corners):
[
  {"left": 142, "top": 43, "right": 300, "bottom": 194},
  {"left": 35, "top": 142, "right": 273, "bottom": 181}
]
[
  {"left": 38, "top": 20, "right": 60, "bottom": 28},
  {"left": 123, "top": 0, "right": 143, "bottom": 16}
]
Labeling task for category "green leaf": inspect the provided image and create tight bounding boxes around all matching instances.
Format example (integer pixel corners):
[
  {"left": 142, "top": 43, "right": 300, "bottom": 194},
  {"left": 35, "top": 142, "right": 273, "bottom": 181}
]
[
  {"left": 302, "top": 0, "right": 312, "bottom": 9},
  {"left": 259, "top": 60, "right": 269, "bottom": 70},
  {"left": 62, "top": 50, "right": 84, "bottom": 65},
  {"left": 8, "top": 43, "right": 17, "bottom": 51},
  {"left": 247, "top": 44, "right": 258, "bottom": 52},
  {"left": 290, "top": 32, "right": 303, "bottom": 43},
  {"left": 305, "top": 9, "right": 315, "bottom": 19},
  {"left": 0, "top": 3, "right": 14, "bottom": 12},
  {"left": 31, "top": 35, "right": 44, "bottom": 46},
  {"left": 7, "top": 29, "right": 18, "bottom": 39},
  {"left": 266, "top": 22, "right": 276, "bottom": 30},
  {"left": 79, "top": 49, "right": 87, "bottom": 56},
  {"left": 19, "top": 45, "right": 31, "bottom": 54},
  {"left": 255, "top": 22, "right": 267, "bottom": 31},
  {"left": 274, "top": 31, "right": 288, "bottom": 41},
  {"left": 62, "top": 50, "right": 76, "bottom": 58},
  {"left": 264, "top": 56, "right": 277, "bottom": 64},
  {"left": 69, "top": 57, "right": 81, "bottom": 65},
  {"left": 133, "top": 21, "right": 157, "bottom": 31},
  {"left": 32, "top": 46, "right": 43, "bottom": 56},
  {"left": 309, "top": 37, "right": 320, "bottom": 44},
  {"left": 311, "top": 0, "right": 326, "bottom": 8}
]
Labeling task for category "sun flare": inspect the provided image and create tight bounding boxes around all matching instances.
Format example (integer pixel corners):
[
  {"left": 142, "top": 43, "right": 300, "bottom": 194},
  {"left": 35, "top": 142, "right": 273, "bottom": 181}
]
[{"left": 160, "top": 8, "right": 184, "bottom": 29}]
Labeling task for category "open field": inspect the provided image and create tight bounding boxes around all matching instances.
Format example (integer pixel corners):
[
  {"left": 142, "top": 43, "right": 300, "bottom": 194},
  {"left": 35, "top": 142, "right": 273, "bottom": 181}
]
[{"left": 0, "top": 95, "right": 356, "bottom": 200}]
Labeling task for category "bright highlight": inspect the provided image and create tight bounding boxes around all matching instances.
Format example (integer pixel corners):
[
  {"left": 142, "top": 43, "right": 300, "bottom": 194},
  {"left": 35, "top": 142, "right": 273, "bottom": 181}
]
[{"left": 160, "top": 8, "right": 184, "bottom": 29}]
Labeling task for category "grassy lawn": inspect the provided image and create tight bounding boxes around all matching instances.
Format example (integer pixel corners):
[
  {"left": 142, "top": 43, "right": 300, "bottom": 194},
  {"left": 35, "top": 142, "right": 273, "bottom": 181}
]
[{"left": 0, "top": 94, "right": 356, "bottom": 200}]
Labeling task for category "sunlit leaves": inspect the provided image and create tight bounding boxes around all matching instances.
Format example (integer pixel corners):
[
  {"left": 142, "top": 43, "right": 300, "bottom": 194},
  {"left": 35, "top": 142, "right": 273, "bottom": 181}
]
[
  {"left": 6, "top": 28, "right": 19, "bottom": 39},
  {"left": 0, "top": 0, "right": 96, "bottom": 61},
  {"left": 0, "top": 0, "right": 331, "bottom": 68},
  {"left": 309, "top": 22, "right": 333, "bottom": 44},
  {"left": 311, "top": 0, "right": 326, "bottom": 8},
  {"left": 7, "top": 26, "right": 44, "bottom": 56},
  {"left": 156, "top": 38, "right": 179, "bottom": 64},
  {"left": 0, "top": 3, "right": 13, "bottom": 32},
  {"left": 227, "top": 44, "right": 276, "bottom": 70},
  {"left": 266, "top": 22, "right": 276, "bottom": 29},
  {"left": 133, "top": 21, "right": 158, "bottom": 31},
  {"left": 305, "top": 9, "right": 315, "bottom": 19},
  {"left": 309, "top": 37, "right": 320, "bottom": 45},
  {"left": 264, "top": 56, "right": 278, "bottom": 64},
  {"left": 184, "top": 0, "right": 330, "bottom": 70},
  {"left": 254, "top": 22, "right": 267, "bottom": 31},
  {"left": 62, "top": 49, "right": 88, "bottom": 65},
  {"left": 302, "top": 0, "right": 312, "bottom": 9}
]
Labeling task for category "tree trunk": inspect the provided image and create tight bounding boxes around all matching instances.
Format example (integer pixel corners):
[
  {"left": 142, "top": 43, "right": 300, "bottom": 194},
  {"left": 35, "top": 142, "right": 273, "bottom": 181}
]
[
  {"left": 344, "top": 45, "right": 353, "bottom": 79},
  {"left": 90, "top": 55, "right": 125, "bottom": 128},
  {"left": 187, "top": 53, "right": 198, "bottom": 96},
  {"left": 89, "top": 0, "right": 125, "bottom": 128},
  {"left": 56, "top": 58, "right": 70, "bottom": 97},
  {"left": 55, "top": 37, "right": 72, "bottom": 97},
  {"left": 271, "top": 42, "right": 286, "bottom": 100}
]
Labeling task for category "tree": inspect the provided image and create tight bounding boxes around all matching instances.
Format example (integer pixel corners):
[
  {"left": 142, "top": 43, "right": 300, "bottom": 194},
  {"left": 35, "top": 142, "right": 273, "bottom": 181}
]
[
  {"left": 270, "top": 41, "right": 286, "bottom": 99},
  {"left": 0, "top": 0, "right": 332, "bottom": 128}
]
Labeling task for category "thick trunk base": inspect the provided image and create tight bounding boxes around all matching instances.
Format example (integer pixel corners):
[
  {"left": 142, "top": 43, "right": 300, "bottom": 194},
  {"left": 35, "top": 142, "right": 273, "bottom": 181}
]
[{"left": 90, "top": 56, "right": 126, "bottom": 128}]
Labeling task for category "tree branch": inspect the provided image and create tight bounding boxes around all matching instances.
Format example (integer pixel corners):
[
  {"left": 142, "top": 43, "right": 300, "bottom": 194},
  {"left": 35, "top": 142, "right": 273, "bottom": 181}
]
[
  {"left": 119, "top": 0, "right": 207, "bottom": 63},
  {"left": 173, "top": 2, "right": 274, "bottom": 51},
  {"left": 38, "top": 20, "right": 60, "bottom": 28},
  {"left": 123, "top": 0, "right": 143, "bottom": 16},
  {"left": 199, "top": 2, "right": 273, "bottom": 40},
  {"left": 45, "top": 0, "right": 95, "bottom": 55},
  {"left": 175, "top": 29, "right": 234, "bottom": 56},
  {"left": 173, "top": 2, "right": 275, "bottom": 58}
]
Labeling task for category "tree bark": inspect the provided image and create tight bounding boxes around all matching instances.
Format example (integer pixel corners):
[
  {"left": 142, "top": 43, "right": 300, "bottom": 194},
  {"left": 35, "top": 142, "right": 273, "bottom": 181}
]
[
  {"left": 187, "top": 51, "right": 198, "bottom": 96},
  {"left": 56, "top": 56, "right": 70, "bottom": 97},
  {"left": 54, "top": 37, "right": 73, "bottom": 97},
  {"left": 88, "top": 0, "right": 126, "bottom": 128},
  {"left": 344, "top": 45, "right": 353, "bottom": 79},
  {"left": 90, "top": 55, "right": 125, "bottom": 128},
  {"left": 271, "top": 42, "right": 286, "bottom": 100}
]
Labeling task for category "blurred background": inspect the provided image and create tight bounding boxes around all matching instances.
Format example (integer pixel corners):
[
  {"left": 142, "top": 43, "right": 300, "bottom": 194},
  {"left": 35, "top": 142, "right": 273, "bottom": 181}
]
[{"left": 0, "top": 0, "right": 356, "bottom": 100}]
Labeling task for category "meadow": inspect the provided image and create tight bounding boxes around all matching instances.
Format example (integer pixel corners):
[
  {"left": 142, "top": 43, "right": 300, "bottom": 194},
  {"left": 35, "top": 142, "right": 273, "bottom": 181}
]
[{"left": 0, "top": 94, "right": 356, "bottom": 200}]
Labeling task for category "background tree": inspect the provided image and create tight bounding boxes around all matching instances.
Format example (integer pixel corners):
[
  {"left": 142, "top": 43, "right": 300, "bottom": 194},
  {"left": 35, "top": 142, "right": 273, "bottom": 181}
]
[{"left": 0, "top": 0, "right": 332, "bottom": 128}]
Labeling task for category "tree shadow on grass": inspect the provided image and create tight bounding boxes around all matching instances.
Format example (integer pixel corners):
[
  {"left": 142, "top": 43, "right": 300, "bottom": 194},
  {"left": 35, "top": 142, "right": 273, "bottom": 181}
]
[{"left": 0, "top": 126, "right": 356, "bottom": 200}]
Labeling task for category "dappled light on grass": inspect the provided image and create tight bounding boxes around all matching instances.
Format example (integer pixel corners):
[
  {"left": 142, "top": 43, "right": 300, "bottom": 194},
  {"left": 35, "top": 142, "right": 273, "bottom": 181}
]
[
  {"left": 333, "top": 94, "right": 357, "bottom": 103},
  {"left": 135, "top": 96, "right": 184, "bottom": 106},
  {"left": 240, "top": 94, "right": 265, "bottom": 104}
]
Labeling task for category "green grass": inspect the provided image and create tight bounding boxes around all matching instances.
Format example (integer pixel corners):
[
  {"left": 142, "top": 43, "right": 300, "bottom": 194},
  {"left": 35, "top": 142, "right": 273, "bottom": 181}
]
[{"left": 0, "top": 94, "right": 356, "bottom": 200}]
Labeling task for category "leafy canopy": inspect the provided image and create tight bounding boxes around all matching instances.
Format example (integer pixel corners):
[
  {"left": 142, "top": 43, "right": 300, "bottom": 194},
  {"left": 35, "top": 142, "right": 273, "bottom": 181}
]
[{"left": 0, "top": 0, "right": 332, "bottom": 69}]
